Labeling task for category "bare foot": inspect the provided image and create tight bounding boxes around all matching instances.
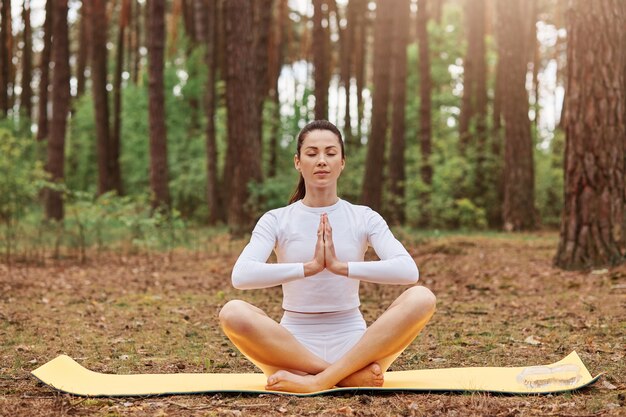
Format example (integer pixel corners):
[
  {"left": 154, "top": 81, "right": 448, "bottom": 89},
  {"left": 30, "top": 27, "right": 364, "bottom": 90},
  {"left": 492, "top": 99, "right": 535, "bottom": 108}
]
[
  {"left": 337, "top": 362, "right": 384, "bottom": 387},
  {"left": 265, "top": 370, "right": 326, "bottom": 393}
]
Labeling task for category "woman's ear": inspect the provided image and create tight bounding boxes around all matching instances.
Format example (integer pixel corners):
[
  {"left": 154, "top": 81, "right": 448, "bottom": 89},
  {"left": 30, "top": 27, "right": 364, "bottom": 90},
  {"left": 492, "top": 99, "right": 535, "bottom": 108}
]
[{"left": 294, "top": 154, "right": 300, "bottom": 171}]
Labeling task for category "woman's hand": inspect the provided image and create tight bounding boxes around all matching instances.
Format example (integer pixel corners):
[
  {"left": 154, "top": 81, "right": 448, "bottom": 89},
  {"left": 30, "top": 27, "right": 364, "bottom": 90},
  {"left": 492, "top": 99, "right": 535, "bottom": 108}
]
[
  {"left": 303, "top": 215, "right": 326, "bottom": 276},
  {"left": 322, "top": 214, "right": 348, "bottom": 276}
]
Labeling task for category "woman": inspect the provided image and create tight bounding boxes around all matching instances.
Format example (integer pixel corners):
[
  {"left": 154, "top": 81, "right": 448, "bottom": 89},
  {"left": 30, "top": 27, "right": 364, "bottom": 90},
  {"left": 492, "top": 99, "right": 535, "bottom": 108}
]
[{"left": 219, "top": 120, "right": 436, "bottom": 393}]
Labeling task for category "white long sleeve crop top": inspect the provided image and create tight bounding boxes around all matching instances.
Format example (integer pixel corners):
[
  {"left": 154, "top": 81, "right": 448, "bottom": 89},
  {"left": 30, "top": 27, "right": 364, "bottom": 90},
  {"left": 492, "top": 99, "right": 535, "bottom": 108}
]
[{"left": 231, "top": 198, "right": 419, "bottom": 312}]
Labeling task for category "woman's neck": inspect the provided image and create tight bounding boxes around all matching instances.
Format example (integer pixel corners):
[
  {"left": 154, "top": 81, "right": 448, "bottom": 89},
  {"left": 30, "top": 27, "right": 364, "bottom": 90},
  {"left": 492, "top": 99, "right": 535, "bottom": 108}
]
[{"left": 301, "top": 188, "right": 339, "bottom": 208}]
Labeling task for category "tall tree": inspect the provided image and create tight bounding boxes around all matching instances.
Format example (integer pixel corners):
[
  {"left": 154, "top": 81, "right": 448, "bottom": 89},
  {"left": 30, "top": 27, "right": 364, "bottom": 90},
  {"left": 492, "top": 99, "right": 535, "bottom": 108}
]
[
  {"left": 224, "top": 0, "right": 263, "bottom": 233},
  {"left": 76, "top": 1, "right": 89, "bottom": 97},
  {"left": 267, "top": 0, "right": 288, "bottom": 177},
  {"left": 353, "top": 0, "right": 368, "bottom": 141},
  {"left": 202, "top": 0, "right": 221, "bottom": 224},
  {"left": 361, "top": 0, "right": 394, "bottom": 212},
  {"left": 254, "top": 0, "right": 274, "bottom": 144},
  {"left": 147, "top": 0, "right": 171, "bottom": 209},
  {"left": 36, "top": 0, "right": 53, "bottom": 140},
  {"left": 111, "top": 0, "right": 130, "bottom": 194},
  {"left": 388, "top": 0, "right": 410, "bottom": 225},
  {"left": 417, "top": 0, "right": 433, "bottom": 226},
  {"left": 554, "top": 1, "right": 625, "bottom": 270},
  {"left": 91, "top": 0, "right": 114, "bottom": 195},
  {"left": 458, "top": 0, "right": 486, "bottom": 154},
  {"left": 131, "top": 0, "right": 142, "bottom": 84},
  {"left": 0, "top": 0, "right": 12, "bottom": 116},
  {"left": 312, "top": 0, "right": 328, "bottom": 120},
  {"left": 45, "top": 0, "right": 70, "bottom": 221},
  {"left": 498, "top": 0, "right": 536, "bottom": 231},
  {"left": 20, "top": 0, "right": 33, "bottom": 119},
  {"left": 328, "top": 0, "right": 353, "bottom": 145}
]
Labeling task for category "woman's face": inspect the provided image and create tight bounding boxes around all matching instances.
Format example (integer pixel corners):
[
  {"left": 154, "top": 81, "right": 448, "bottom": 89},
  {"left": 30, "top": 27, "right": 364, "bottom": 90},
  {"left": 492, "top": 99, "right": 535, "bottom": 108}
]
[{"left": 294, "top": 129, "right": 345, "bottom": 189}]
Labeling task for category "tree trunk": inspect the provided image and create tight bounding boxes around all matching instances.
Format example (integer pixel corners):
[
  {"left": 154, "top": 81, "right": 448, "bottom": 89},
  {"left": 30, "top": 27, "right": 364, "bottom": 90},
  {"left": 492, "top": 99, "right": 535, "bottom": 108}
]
[
  {"left": 132, "top": 0, "right": 142, "bottom": 84},
  {"left": 181, "top": 0, "right": 196, "bottom": 43},
  {"left": 111, "top": 0, "right": 130, "bottom": 195},
  {"left": 224, "top": 0, "right": 263, "bottom": 234},
  {"left": 498, "top": 0, "right": 536, "bottom": 231},
  {"left": 328, "top": 0, "right": 352, "bottom": 144},
  {"left": 45, "top": 0, "right": 70, "bottom": 221},
  {"left": 168, "top": 0, "right": 182, "bottom": 58},
  {"left": 388, "top": 0, "right": 410, "bottom": 225},
  {"left": 430, "top": 0, "right": 444, "bottom": 24},
  {"left": 204, "top": 0, "right": 221, "bottom": 224},
  {"left": 341, "top": 0, "right": 354, "bottom": 146},
  {"left": 312, "top": 0, "right": 328, "bottom": 120},
  {"left": 76, "top": 0, "right": 89, "bottom": 97},
  {"left": 147, "top": 0, "right": 171, "bottom": 209},
  {"left": 254, "top": 0, "right": 273, "bottom": 145},
  {"left": 36, "top": 0, "right": 53, "bottom": 140},
  {"left": 417, "top": 0, "right": 433, "bottom": 226},
  {"left": 459, "top": 0, "right": 486, "bottom": 154},
  {"left": 554, "top": 0, "right": 625, "bottom": 270},
  {"left": 20, "top": 0, "right": 33, "bottom": 119},
  {"left": 458, "top": 0, "right": 475, "bottom": 153},
  {"left": 472, "top": 0, "right": 488, "bottom": 202},
  {"left": 361, "top": 0, "right": 393, "bottom": 212},
  {"left": 91, "top": 0, "right": 113, "bottom": 196},
  {"left": 353, "top": 0, "right": 367, "bottom": 142},
  {"left": 0, "top": 0, "right": 12, "bottom": 116},
  {"left": 268, "top": 0, "right": 288, "bottom": 178}
]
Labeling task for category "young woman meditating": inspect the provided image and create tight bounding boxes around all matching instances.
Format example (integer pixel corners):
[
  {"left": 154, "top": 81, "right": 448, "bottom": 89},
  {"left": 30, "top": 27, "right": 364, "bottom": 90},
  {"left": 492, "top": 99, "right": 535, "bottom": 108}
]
[{"left": 219, "top": 120, "right": 436, "bottom": 393}]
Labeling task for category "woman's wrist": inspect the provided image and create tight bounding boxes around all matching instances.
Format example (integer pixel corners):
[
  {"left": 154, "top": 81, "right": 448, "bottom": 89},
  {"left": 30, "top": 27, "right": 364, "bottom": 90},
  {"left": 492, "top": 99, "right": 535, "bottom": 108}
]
[
  {"left": 329, "top": 261, "right": 348, "bottom": 277},
  {"left": 304, "top": 261, "right": 323, "bottom": 277}
]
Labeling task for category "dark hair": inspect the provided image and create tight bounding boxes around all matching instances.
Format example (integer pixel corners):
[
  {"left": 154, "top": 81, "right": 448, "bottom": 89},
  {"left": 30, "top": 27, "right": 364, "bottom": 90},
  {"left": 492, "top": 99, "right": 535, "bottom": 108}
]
[{"left": 288, "top": 120, "right": 345, "bottom": 204}]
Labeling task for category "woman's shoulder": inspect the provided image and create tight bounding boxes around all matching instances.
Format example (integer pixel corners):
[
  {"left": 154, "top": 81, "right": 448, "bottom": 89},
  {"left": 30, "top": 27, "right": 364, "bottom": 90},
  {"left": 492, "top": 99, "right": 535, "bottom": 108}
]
[{"left": 339, "top": 199, "right": 379, "bottom": 218}]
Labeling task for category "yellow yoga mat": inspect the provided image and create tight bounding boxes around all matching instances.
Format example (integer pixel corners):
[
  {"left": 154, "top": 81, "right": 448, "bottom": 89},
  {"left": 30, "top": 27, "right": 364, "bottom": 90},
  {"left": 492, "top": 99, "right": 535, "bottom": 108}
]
[{"left": 31, "top": 351, "right": 601, "bottom": 397}]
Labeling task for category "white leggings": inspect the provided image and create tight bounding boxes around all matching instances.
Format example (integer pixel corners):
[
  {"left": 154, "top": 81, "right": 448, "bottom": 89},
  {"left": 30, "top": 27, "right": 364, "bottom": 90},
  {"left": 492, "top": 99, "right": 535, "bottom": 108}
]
[{"left": 280, "top": 308, "right": 367, "bottom": 364}]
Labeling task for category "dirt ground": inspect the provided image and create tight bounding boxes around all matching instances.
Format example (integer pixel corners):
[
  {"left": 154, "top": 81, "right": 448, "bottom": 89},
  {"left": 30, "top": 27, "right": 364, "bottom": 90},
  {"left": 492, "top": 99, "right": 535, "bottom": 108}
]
[{"left": 1, "top": 232, "right": 624, "bottom": 416}]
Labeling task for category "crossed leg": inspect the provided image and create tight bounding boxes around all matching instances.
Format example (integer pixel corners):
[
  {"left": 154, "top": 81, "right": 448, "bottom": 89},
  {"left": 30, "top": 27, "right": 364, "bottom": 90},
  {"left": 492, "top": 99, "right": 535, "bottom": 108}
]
[{"left": 219, "top": 285, "right": 436, "bottom": 393}]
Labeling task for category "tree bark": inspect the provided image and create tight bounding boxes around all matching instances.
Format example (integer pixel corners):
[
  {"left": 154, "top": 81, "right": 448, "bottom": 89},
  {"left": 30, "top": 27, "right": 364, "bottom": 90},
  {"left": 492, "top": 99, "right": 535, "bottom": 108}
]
[
  {"left": 224, "top": 0, "right": 263, "bottom": 234},
  {"left": 147, "top": 0, "right": 171, "bottom": 209},
  {"left": 203, "top": 0, "right": 221, "bottom": 224},
  {"left": 268, "top": 0, "right": 288, "bottom": 178},
  {"left": 459, "top": 0, "right": 486, "bottom": 154},
  {"left": 76, "top": 0, "right": 89, "bottom": 97},
  {"left": 0, "top": 0, "right": 12, "bottom": 116},
  {"left": 36, "top": 0, "right": 53, "bottom": 140},
  {"left": 91, "top": 0, "right": 113, "bottom": 196},
  {"left": 417, "top": 0, "right": 433, "bottom": 226},
  {"left": 361, "top": 0, "right": 393, "bottom": 212},
  {"left": 498, "top": 0, "right": 536, "bottom": 231},
  {"left": 45, "top": 0, "right": 70, "bottom": 221},
  {"left": 353, "top": 0, "right": 367, "bottom": 142},
  {"left": 132, "top": 0, "right": 142, "bottom": 84},
  {"left": 20, "top": 0, "right": 33, "bottom": 118},
  {"left": 254, "top": 0, "right": 273, "bottom": 145},
  {"left": 554, "top": 0, "right": 625, "bottom": 270},
  {"left": 111, "top": 0, "right": 130, "bottom": 195},
  {"left": 312, "top": 0, "right": 328, "bottom": 120},
  {"left": 388, "top": 0, "right": 410, "bottom": 225}
]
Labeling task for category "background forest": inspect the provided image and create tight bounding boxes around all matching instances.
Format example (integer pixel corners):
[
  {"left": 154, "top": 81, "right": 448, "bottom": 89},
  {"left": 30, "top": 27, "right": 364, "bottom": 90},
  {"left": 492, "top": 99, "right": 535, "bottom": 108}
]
[{"left": 0, "top": 0, "right": 624, "bottom": 270}]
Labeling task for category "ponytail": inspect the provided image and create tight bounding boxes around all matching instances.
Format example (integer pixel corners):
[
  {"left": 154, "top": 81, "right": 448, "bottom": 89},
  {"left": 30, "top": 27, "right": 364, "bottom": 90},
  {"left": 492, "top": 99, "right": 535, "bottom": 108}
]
[{"left": 288, "top": 174, "right": 306, "bottom": 204}]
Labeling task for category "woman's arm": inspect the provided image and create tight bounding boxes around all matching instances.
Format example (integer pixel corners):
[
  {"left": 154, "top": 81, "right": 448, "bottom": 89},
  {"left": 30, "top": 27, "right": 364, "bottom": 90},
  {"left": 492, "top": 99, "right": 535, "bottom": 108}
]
[
  {"left": 231, "top": 212, "right": 305, "bottom": 289},
  {"left": 346, "top": 209, "right": 419, "bottom": 284}
]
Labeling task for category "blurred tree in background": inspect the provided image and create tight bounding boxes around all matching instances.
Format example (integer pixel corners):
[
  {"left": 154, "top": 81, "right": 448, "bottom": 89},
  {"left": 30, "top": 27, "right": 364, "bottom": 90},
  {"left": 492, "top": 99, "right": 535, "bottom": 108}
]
[{"left": 0, "top": 0, "right": 623, "bottom": 269}]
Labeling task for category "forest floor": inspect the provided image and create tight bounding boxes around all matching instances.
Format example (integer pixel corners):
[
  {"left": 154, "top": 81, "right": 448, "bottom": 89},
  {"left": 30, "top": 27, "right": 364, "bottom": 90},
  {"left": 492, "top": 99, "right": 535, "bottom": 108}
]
[{"left": 1, "top": 231, "right": 624, "bottom": 416}]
